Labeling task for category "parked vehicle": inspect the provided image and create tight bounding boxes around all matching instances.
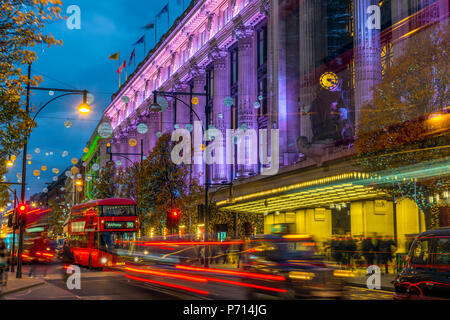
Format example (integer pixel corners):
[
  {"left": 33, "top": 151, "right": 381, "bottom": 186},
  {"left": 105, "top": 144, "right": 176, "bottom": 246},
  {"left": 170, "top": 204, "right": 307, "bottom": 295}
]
[{"left": 394, "top": 228, "right": 450, "bottom": 300}]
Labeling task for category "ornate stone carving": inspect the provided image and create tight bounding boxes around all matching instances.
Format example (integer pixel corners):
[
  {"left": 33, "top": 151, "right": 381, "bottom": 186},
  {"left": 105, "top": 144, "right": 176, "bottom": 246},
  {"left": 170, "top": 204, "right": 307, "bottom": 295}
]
[
  {"left": 260, "top": 0, "right": 270, "bottom": 16},
  {"left": 207, "top": 12, "right": 215, "bottom": 31},
  {"left": 187, "top": 34, "right": 194, "bottom": 51},
  {"left": 233, "top": 24, "right": 254, "bottom": 43},
  {"left": 208, "top": 45, "right": 228, "bottom": 69}
]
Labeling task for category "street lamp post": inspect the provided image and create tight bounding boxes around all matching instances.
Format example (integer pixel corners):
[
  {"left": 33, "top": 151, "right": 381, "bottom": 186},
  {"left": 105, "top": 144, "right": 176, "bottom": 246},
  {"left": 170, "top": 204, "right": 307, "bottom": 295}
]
[
  {"left": 152, "top": 90, "right": 234, "bottom": 267},
  {"left": 16, "top": 64, "right": 91, "bottom": 278}
]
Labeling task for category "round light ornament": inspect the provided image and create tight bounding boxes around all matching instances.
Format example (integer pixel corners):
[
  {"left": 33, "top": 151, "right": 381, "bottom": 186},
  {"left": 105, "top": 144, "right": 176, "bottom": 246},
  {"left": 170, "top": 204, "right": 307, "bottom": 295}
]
[
  {"left": 64, "top": 120, "right": 72, "bottom": 128},
  {"left": 98, "top": 122, "right": 113, "bottom": 138},
  {"left": 137, "top": 123, "right": 148, "bottom": 134},
  {"left": 71, "top": 166, "right": 79, "bottom": 175},
  {"left": 33, "top": 170, "right": 40, "bottom": 177},
  {"left": 71, "top": 158, "right": 78, "bottom": 165},
  {"left": 224, "top": 97, "right": 234, "bottom": 107},
  {"left": 191, "top": 97, "right": 199, "bottom": 105},
  {"left": 92, "top": 163, "right": 100, "bottom": 171},
  {"left": 41, "top": 165, "right": 47, "bottom": 171},
  {"left": 129, "top": 138, "right": 137, "bottom": 147},
  {"left": 185, "top": 124, "right": 193, "bottom": 132}
]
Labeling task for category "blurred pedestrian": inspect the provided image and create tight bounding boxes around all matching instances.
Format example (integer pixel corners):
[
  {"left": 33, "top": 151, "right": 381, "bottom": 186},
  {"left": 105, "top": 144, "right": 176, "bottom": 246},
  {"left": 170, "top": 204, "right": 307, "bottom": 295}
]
[
  {"left": 361, "top": 236, "right": 375, "bottom": 270},
  {"left": 0, "top": 238, "right": 9, "bottom": 290},
  {"left": 62, "top": 240, "right": 73, "bottom": 264},
  {"left": 343, "top": 234, "right": 356, "bottom": 269},
  {"left": 331, "top": 235, "right": 344, "bottom": 266},
  {"left": 378, "top": 235, "right": 396, "bottom": 274}
]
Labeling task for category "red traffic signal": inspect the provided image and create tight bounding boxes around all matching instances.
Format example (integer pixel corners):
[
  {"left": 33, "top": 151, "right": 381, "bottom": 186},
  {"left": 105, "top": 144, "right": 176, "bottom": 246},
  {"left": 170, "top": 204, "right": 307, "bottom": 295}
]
[
  {"left": 171, "top": 209, "right": 179, "bottom": 218},
  {"left": 17, "top": 203, "right": 28, "bottom": 214}
]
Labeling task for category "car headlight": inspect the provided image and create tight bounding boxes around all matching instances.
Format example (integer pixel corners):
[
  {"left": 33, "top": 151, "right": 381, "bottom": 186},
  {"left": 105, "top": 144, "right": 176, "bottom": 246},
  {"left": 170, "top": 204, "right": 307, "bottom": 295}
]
[
  {"left": 289, "top": 271, "right": 315, "bottom": 280},
  {"left": 333, "top": 270, "right": 355, "bottom": 278}
]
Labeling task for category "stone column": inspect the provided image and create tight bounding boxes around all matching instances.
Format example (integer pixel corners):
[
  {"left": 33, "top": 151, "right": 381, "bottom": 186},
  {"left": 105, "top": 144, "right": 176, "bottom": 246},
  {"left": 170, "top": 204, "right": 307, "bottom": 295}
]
[
  {"left": 161, "top": 97, "right": 174, "bottom": 134},
  {"left": 127, "top": 128, "right": 138, "bottom": 166},
  {"left": 146, "top": 109, "right": 161, "bottom": 154},
  {"left": 234, "top": 24, "right": 257, "bottom": 177},
  {"left": 118, "top": 135, "right": 128, "bottom": 169},
  {"left": 173, "top": 80, "right": 191, "bottom": 131},
  {"left": 210, "top": 46, "right": 229, "bottom": 183},
  {"left": 353, "top": 0, "right": 382, "bottom": 128},
  {"left": 298, "top": 0, "right": 319, "bottom": 143},
  {"left": 190, "top": 65, "right": 206, "bottom": 185}
]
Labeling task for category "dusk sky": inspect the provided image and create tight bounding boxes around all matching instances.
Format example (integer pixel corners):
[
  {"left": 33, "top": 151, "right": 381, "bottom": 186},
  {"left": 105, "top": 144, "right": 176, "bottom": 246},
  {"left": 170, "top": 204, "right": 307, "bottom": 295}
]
[{"left": 6, "top": 0, "right": 189, "bottom": 201}]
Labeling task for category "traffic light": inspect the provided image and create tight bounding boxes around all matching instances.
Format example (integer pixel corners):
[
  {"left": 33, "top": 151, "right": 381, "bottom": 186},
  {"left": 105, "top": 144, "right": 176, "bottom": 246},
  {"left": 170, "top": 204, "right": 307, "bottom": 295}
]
[
  {"left": 17, "top": 203, "right": 27, "bottom": 214},
  {"left": 167, "top": 209, "right": 180, "bottom": 231},
  {"left": 17, "top": 203, "right": 27, "bottom": 226}
]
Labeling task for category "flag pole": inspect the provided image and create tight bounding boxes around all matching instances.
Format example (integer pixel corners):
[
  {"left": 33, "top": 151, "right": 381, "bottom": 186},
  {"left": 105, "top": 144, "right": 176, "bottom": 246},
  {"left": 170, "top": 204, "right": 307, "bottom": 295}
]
[
  {"left": 144, "top": 36, "right": 146, "bottom": 58},
  {"left": 118, "top": 53, "right": 121, "bottom": 88},
  {"left": 168, "top": 1, "right": 170, "bottom": 26},
  {"left": 155, "top": 23, "right": 157, "bottom": 45}
]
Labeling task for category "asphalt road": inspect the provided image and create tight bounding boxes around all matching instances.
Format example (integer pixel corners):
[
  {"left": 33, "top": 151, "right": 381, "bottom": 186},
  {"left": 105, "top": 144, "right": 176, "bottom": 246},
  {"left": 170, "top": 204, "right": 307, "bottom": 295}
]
[{"left": 2, "top": 263, "right": 393, "bottom": 300}]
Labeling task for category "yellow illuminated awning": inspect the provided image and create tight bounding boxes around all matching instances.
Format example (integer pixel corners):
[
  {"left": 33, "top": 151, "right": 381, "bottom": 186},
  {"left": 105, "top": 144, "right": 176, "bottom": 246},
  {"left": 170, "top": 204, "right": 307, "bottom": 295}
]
[{"left": 217, "top": 172, "right": 387, "bottom": 214}]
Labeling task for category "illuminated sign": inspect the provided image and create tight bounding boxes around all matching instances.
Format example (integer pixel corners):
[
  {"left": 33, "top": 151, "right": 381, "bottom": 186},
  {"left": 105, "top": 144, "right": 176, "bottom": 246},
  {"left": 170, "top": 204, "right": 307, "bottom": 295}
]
[{"left": 104, "top": 221, "right": 135, "bottom": 229}]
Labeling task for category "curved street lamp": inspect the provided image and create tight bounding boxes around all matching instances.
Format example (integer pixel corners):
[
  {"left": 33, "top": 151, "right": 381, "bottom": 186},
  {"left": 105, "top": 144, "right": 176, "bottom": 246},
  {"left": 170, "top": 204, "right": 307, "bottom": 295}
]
[{"left": 15, "top": 64, "right": 92, "bottom": 278}]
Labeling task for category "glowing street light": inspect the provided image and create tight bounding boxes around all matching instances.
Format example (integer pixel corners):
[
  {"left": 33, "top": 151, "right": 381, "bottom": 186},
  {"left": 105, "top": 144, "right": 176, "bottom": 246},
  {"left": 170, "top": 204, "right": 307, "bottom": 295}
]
[
  {"left": 6, "top": 160, "right": 14, "bottom": 167},
  {"left": 75, "top": 179, "right": 83, "bottom": 186},
  {"left": 78, "top": 102, "right": 92, "bottom": 114}
]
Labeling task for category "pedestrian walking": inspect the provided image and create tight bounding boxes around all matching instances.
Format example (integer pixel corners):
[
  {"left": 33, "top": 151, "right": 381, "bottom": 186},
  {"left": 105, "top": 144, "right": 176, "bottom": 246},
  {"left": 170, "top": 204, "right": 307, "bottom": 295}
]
[
  {"left": 344, "top": 234, "right": 356, "bottom": 269},
  {"left": 361, "top": 236, "right": 375, "bottom": 270},
  {"left": 378, "top": 235, "right": 396, "bottom": 274},
  {"left": 0, "top": 239, "right": 9, "bottom": 291}
]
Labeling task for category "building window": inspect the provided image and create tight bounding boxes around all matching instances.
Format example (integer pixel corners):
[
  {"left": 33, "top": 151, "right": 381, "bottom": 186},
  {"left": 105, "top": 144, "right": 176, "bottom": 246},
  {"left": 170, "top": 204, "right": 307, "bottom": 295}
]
[
  {"left": 222, "top": 6, "right": 230, "bottom": 28},
  {"left": 257, "top": 24, "right": 268, "bottom": 118},
  {"left": 206, "top": 65, "right": 214, "bottom": 125}
]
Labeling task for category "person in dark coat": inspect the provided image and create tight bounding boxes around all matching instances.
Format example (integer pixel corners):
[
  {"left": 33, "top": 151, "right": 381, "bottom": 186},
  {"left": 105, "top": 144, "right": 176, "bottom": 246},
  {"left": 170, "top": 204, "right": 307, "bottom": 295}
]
[
  {"left": 362, "top": 236, "right": 375, "bottom": 269},
  {"left": 343, "top": 234, "right": 356, "bottom": 269},
  {"left": 0, "top": 239, "right": 9, "bottom": 289},
  {"left": 331, "top": 236, "right": 343, "bottom": 266},
  {"left": 378, "top": 236, "right": 396, "bottom": 274},
  {"left": 61, "top": 240, "right": 73, "bottom": 264}
]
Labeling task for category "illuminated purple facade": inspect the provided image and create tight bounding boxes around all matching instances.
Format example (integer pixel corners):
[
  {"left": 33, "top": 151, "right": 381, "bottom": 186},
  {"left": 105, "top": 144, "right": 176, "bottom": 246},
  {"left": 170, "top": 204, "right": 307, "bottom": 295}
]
[{"left": 101, "top": 0, "right": 449, "bottom": 249}]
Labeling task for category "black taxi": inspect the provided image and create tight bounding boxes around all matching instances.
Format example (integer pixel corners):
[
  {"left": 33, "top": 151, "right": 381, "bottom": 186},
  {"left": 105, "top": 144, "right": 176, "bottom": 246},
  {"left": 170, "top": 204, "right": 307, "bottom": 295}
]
[{"left": 394, "top": 228, "right": 450, "bottom": 300}]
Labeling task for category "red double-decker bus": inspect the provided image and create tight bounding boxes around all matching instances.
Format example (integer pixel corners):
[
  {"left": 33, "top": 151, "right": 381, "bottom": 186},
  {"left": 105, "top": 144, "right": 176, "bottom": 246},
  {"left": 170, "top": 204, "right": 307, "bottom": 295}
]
[{"left": 68, "top": 198, "right": 139, "bottom": 268}]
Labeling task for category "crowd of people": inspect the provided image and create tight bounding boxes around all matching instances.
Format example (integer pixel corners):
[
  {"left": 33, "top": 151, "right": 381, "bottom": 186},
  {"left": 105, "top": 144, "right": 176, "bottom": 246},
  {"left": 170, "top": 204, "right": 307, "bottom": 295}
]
[{"left": 323, "top": 233, "right": 397, "bottom": 274}]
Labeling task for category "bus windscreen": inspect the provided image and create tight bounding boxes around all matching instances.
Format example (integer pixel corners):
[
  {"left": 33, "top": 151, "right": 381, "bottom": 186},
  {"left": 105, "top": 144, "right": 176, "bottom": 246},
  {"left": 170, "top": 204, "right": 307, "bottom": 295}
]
[{"left": 101, "top": 205, "right": 137, "bottom": 217}]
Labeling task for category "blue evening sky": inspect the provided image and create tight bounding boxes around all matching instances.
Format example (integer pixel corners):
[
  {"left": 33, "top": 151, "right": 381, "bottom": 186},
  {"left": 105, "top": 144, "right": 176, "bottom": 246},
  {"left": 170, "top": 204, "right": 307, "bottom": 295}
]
[{"left": 6, "top": 0, "right": 189, "bottom": 202}]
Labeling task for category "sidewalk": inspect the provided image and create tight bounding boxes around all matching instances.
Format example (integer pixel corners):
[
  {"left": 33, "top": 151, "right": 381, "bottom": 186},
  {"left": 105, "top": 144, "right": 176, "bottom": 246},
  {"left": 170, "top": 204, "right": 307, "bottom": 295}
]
[{"left": 0, "top": 271, "right": 46, "bottom": 296}]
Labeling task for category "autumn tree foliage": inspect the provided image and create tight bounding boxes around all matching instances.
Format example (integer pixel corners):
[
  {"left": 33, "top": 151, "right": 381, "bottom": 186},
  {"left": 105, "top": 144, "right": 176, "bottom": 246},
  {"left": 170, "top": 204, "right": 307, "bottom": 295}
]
[
  {"left": 126, "top": 133, "right": 203, "bottom": 235},
  {"left": 355, "top": 24, "right": 450, "bottom": 229},
  {"left": 91, "top": 162, "right": 116, "bottom": 200},
  {"left": 48, "top": 199, "right": 65, "bottom": 235},
  {"left": 0, "top": 0, "right": 62, "bottom": 202}
]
